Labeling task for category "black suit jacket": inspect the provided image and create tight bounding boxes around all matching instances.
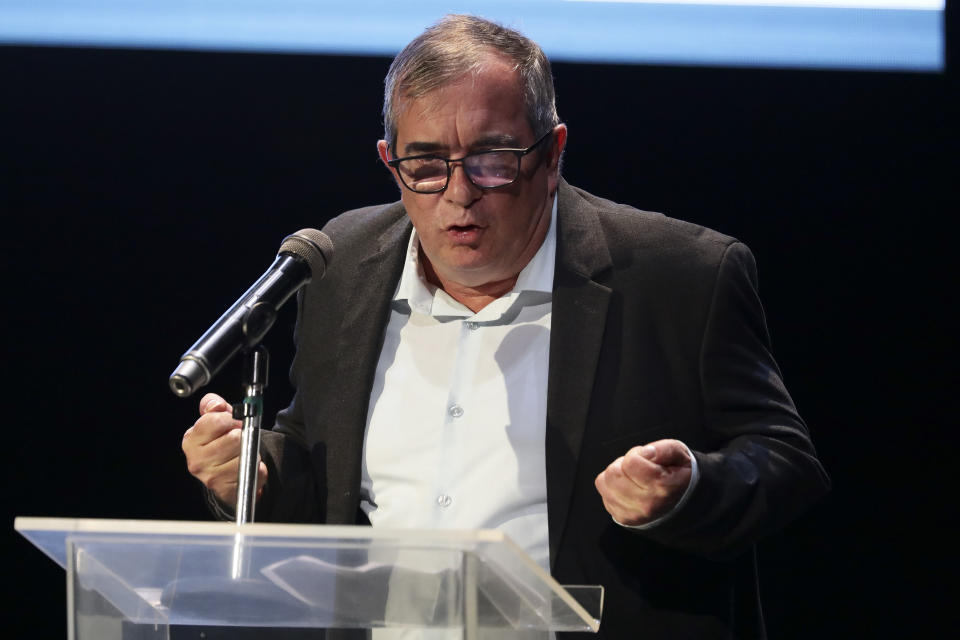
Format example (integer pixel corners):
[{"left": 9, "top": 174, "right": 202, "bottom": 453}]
[{"left": 237, "top": 180, "right": 829, "bottom": 638}]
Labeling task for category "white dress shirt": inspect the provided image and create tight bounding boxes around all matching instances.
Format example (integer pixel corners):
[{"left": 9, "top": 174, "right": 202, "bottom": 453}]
[{"left": 361, "top": 199, "right": 558, "bottom": 573}]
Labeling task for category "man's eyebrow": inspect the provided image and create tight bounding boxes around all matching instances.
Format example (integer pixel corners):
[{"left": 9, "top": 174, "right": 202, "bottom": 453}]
[
  {"left": 472, "top": 134, "right": 523, "bottom": 148},
  {"left": 402, "top": 141, "right": 445, "bottom": 156},
  {"left": 401, "top": 134, "right": 524, "bottom": 157}
]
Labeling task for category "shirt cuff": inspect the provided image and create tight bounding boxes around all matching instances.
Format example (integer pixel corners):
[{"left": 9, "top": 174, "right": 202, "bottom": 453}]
[{"left": 613, "top": 441, "right": 700, "bottom": 531}]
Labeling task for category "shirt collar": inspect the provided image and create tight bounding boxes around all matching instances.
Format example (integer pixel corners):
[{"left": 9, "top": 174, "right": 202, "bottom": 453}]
[{"left": 394, "top": 194, "right": 558, "bottom": 318}]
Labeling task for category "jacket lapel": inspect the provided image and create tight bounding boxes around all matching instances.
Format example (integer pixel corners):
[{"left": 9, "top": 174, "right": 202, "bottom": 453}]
[
  {"left": 547, "top": 181, "right": 613, "bottom": 568},
  {"left": 325, "top": 208, "right": 411, "bottom": 524}
]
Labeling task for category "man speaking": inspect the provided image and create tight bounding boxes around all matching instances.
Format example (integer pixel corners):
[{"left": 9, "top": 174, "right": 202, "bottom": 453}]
[{"left": 182, "top": 14, "right": 829, "bottom": 639}]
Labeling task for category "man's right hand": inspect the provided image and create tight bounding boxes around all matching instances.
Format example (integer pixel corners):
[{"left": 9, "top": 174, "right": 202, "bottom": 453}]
[{"left": 182, "top": 393, "right": 268, "bottom": 507}]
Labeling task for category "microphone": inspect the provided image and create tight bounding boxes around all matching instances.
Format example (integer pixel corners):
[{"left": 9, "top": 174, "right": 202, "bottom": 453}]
[{"left": 168, "top": 229, "right": 333, "bottom": 398}]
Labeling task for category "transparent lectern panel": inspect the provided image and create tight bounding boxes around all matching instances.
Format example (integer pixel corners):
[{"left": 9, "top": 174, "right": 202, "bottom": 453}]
[
  {"left": 472, "top": 538, "right": 602, "bottom": 631},
  {"left": 68, "top": 531, "right": 413, "bottom": 628},
  {"left": 16, "top": 518, "right": 601, "bottom": 635}
]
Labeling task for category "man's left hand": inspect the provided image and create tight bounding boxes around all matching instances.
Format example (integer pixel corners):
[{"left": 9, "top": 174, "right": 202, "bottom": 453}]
[{"left": 594, "top": 439, "right": 693, "bottom": 526}]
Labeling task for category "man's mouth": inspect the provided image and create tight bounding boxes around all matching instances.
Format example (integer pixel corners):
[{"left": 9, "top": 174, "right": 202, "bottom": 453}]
[{"left": 445, "top": 224, "right": 484, "bottom": 241}]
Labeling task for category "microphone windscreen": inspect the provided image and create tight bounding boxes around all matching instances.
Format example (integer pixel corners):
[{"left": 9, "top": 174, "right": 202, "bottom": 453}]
[{"left": 278, "top": 229, "right": 333, "bottom": 277}]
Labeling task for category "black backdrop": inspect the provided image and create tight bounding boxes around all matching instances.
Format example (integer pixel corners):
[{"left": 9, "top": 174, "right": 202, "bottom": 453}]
[{"left": 2, "top": 13, "right": 956, "bottom": 637}]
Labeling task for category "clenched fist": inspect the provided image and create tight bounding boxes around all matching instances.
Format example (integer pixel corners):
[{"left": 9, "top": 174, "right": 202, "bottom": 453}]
[
  {"left": 594, "top": 439, "right": 693, "bottom": 526},
  {"left": 182, "top": 393, "right": 267, "bottom": 507}
]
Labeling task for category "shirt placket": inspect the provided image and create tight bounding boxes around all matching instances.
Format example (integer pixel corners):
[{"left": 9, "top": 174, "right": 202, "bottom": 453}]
[{"left": 431, "top": 316, "right": 484, "bottom": 527}]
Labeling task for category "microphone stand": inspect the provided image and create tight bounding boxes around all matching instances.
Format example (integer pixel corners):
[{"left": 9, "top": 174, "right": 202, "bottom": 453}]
[
  {"left": 230, "top": 346, "right": 268, "bottom": 581},
  {"left": 234, "top": 345, "right": 268, "bottom": 526}
]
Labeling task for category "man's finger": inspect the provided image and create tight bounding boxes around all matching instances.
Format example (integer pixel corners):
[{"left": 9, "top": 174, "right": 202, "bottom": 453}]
[
  {"left": 201, "top": 429, "right": 244, "bottom": 468},
  {"left": 186, "top": 412, "right": 242, "bottom": 446},
  {"left": 596, "top": 455, "right": 656, "bottom": 502},
  {"left": 199, "top": 393, "right": 231, "bottom": 416},
  {"left": 620, "top": 448, "right": 665, "bottom": 487},
  {"left": 642, "top": 439, "right": 692, "bottom": 468},
  {"left": 185, "top": 429, "right": 240, "bottom": 473},
  {"left": 595, "top": 461, "right": 659, "bottom": 524}
]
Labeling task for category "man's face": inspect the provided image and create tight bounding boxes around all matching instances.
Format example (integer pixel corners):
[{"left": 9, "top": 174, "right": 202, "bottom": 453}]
[{"left": 378, "top": 55, "right": 566, "bottom": 291}]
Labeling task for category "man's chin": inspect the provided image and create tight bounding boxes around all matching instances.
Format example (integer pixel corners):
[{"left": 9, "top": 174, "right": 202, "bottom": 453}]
[{"left": 436, "top": 258, "right": 514, "bottom": 290}]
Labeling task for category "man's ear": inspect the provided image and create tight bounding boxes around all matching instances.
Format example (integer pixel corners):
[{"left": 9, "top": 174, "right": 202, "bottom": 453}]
[
  {"left": 548, "top": 124, "right": 568, "bottom": 171},
  {"left": 376, "top": 139, "right": 392, "bottom": 167},
  {"left": 377, "top": 140, "right": 404, "bottom": 190},
  {"left": 546, "top": 124, "right": 568, "bottom": 193}
]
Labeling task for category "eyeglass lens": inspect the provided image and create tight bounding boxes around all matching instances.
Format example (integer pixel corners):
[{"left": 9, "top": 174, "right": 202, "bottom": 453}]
[{"left": 398, "top": 151, "right": 518, "bottom": 192}]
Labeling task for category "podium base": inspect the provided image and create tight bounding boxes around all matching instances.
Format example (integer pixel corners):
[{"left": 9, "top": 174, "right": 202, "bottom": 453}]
[{"left": 121, "top": 621, "right": 352, "bottom": 639}]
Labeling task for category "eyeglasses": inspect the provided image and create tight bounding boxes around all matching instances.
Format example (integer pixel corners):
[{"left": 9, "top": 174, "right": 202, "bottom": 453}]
[{"left": 387, "top": 130, "right": 553, "bottom": 194}]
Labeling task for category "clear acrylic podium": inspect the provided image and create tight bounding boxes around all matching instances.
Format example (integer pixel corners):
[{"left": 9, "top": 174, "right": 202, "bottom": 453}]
[{"left": 15, "top": 517, "right": 602, "bottom": 639}]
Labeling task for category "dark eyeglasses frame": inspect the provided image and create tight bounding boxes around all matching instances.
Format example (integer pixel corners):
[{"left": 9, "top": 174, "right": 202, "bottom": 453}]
[{"left": 387, "top": 130, "right": 554, "bottom": 194}]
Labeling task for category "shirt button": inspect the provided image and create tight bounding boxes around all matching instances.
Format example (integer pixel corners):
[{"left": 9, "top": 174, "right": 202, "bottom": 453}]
[
  {"left": 448, "top": 404, "right": 464, "bottom": 418},
  {"left": 465, "top": 322, "right": 479, "bottom": 331},
  {"left": 437, "top": 494, "right": 452, "bottom": 508}
]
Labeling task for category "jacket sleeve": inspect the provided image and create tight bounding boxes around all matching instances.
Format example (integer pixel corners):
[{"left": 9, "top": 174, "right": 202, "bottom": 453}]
[{"left": 639, "top": 241, "right": 830, "bottom": 557}]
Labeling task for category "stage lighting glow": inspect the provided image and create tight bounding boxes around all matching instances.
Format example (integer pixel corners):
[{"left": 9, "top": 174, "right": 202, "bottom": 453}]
[{"left": 0, "top": 1, "right": 944, "bottom": 71}]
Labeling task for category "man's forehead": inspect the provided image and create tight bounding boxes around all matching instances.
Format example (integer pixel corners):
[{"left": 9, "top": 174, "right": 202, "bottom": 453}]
[
  {"left": 400, "top": 64, "right": 521, "bottom": 113},
  {"left": 393, "top": 65, "right": 529, "bottom": 152}
]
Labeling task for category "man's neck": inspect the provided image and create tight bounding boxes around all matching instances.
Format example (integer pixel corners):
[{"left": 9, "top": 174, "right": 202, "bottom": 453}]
[{"left": 421, "top": 257, "right": 517, "bottom": 313}]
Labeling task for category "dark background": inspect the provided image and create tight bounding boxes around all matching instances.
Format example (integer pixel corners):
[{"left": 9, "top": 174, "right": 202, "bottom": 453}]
[{"left": 2, "top": 10, "right": 956, "bottom": 638}]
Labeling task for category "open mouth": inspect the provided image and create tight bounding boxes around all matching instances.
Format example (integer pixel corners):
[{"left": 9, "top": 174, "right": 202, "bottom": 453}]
[{"left": 446, "top": 224, "right": 484, "bottom": 242}]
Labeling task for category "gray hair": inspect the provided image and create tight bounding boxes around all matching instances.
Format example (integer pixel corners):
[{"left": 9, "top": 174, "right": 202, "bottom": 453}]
[{"left": 383, "top": 15, "right": 560, "bottom": 150}]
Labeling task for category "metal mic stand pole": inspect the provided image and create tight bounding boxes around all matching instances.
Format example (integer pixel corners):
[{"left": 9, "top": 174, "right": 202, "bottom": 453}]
[
  {"left": 230, "top": 346, "right": 268, "bottom": 581},
  {"left": 234, "top": 345, "right": 269, "bottom": 525}
]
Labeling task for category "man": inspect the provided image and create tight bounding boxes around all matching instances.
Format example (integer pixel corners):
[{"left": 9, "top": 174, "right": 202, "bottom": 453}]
[{"left": 183, "top": 15, "right": 829, "bottom": 639}]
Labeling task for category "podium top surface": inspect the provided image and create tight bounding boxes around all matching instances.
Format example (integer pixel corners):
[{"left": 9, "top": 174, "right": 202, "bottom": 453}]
[{"left": 14, "top": 517, "right": 508, "bottom": 568}]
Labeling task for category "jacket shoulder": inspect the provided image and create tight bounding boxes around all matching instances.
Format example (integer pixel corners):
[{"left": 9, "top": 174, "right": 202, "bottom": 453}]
[
  {"left": 321, "top": 201, "right": 407, "bottom": 248},
  {"left": 568, "top": 184, "right": 738, "bottom": 261},
  {"left": 574, "top": 188, "right": 737, "bottom": 246}
]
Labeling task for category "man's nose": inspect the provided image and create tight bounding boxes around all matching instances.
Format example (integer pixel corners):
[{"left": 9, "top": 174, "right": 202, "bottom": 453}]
[{"left": 444, "top": 162, "right": 482, "bottom": 205}]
